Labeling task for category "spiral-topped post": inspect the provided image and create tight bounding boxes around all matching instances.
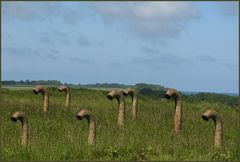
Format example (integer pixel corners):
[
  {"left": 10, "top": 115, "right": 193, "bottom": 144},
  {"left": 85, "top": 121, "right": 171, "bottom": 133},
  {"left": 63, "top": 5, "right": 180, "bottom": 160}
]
[
  {"left": 58, "top": 86, "right": 71, "bottom": 109},
  {"left": 202, "top": 109, "right": 222, "bottom": 149},
  {"left": 165, "top": 88, "right": 182, "bottom": 134},
  {"left": 33, "top": 85, "right": 49, "bottom": 112},
  {"left": 11, "top": 111, "right": 29, "bottom": 146},
  {"left": 122, "top": 88, "right": 138, "bottom": 121},
  {"left": 107, "top": 90, "right": 126, "bottom": 127},
  {"left": 76, "top": 109, "right": 96, "bottom": 145}
]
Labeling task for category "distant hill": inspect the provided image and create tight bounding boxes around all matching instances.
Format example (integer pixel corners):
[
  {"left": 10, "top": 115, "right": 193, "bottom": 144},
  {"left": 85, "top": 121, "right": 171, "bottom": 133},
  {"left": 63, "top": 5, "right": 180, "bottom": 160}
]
[
  {"left": 2, "top": 80, "right": 238, "bottom": 107},
  {"left": 1, "top": 80, "right": 167, "bottom": 98},
  {"left": 1, "top": 80, "right": 167, "bottom": 91}
]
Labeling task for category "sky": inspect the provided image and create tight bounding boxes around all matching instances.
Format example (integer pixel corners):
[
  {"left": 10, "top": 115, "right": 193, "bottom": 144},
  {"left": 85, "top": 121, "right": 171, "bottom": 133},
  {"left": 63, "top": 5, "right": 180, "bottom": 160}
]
[{"left": 2, "top": 1, "right": 239, "bottom": 94}]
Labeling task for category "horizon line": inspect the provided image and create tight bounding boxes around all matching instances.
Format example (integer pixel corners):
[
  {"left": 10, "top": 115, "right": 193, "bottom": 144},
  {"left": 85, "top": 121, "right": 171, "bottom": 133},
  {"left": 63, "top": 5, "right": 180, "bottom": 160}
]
[{"left": 2, "top": 79, "right": 239, "bottom": 95}]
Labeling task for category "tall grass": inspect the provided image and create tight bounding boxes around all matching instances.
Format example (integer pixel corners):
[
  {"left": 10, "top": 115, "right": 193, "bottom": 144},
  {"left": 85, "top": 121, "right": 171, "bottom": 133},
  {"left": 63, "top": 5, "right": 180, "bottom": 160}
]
[{"left": 0, "top": 87, "right": 239, "bottom": 160}]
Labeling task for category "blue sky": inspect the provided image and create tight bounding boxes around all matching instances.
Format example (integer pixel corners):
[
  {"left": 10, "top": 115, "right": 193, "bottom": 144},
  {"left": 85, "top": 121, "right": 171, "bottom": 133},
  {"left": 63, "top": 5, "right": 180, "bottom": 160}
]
[{"left": 2, "top": 2, "right": 239, "bottom": 93}]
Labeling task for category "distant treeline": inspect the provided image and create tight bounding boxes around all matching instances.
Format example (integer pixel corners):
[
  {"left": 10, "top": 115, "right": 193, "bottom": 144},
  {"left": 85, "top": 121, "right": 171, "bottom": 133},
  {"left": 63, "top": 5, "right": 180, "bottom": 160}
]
[
  {"left": 1, "top": 80, "right": 167, "bottom": 90},
  {"left": 84, "top": 83, "right": 129, "bottom": 88},
  {"left": 137, "top": 88, "right": 238, "bottom": 107},
  {"left": 2, "top": 80, "right": 63, "bottom": 86},
  {"left": 182, "top": 93, "right": 239, "bottom": 107},
  {"left": 137, "top": 87, "right": 166, "bottom": 98},
  {"left": 2, "top": 80, "right": 238, "bottom": 107}
]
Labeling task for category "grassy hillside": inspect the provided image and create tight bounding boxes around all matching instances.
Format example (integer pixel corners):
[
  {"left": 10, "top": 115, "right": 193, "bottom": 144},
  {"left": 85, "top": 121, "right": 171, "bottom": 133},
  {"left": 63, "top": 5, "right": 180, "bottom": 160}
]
[{"left": 0, "top": 86, "right": 239, "bottom": 160}]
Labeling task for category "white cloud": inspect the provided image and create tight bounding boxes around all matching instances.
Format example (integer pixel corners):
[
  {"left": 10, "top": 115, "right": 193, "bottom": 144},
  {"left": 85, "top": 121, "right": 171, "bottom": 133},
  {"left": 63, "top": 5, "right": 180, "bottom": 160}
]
[
  {"left": 93, "top": 2, "right": 201, "bottom": 40},
  {"left": 2, "top": 2, "right": 81, "bottom": 24}
]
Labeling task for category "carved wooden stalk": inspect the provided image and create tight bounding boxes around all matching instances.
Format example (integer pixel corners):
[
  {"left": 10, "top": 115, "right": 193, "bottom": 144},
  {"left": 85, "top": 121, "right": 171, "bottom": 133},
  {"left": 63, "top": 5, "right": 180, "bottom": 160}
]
[
  {"left": 33, "top": 85, "right": 49, "bottom": 112},
  {"left": 122, "top": 88, "right": 138, "bottom": 121},
  {"left": 107, "top": 90, "right": 126, "bottom": 127},
  {"left": 202, "top": 109, "right": 222, "bottom": 149},
  {"left": 58, "top": 86, "right": 70, "bottom": 109},
  {"left": 165, "top": 88, "right": 182, "bottom": 134},
  {"left": 76, "top": 109, "right": 96, "bottom": 145},
  {"left": 11, "top": 111, "right": 29, "bottom": 146}
]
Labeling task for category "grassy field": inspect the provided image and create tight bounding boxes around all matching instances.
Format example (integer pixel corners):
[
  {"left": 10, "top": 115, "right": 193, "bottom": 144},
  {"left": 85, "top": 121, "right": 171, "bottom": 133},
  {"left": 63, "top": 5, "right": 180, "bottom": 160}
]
[{"left": 0, "top": 86, "right": 239, "bottom": 161}]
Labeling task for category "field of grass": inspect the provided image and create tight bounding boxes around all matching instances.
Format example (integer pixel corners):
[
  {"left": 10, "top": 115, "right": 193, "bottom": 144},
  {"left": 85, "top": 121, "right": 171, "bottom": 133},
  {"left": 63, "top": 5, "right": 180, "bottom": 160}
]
[{"left": 1, "top": 86, "right": 239, "bottom": 160}]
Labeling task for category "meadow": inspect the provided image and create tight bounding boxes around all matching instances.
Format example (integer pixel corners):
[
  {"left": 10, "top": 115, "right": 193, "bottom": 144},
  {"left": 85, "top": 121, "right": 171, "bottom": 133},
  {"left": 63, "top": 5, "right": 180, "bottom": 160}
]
[{"left": 0, "top": 86, "right": 239, "bottom": 161}]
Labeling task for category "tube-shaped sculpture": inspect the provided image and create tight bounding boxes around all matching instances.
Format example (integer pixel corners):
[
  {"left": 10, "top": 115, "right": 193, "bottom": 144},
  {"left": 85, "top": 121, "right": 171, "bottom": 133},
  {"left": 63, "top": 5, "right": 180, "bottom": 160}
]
[
  {"left": 122, "top": 88, "right": 138, "bottom": 121},
  {"left": 202, "top": 109, "right": 222, "bottom": 149},
  {"left": 33, "top": 85, "right": 49, "bottom": 112},
  {"left": 11, "top": 111, "right": 29, "bottom": 146},
  {"left": 76, "top": 109, "right": 96, "bottom": 145},
  {"left": 165, "top": 88, "right": 182, "bottom": 134},
  {"left": 58, "top": 86, "right": 71, "bottom": 109},
  {"left": 107, "top": 90, "right": 126, "bottom": 127}
]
